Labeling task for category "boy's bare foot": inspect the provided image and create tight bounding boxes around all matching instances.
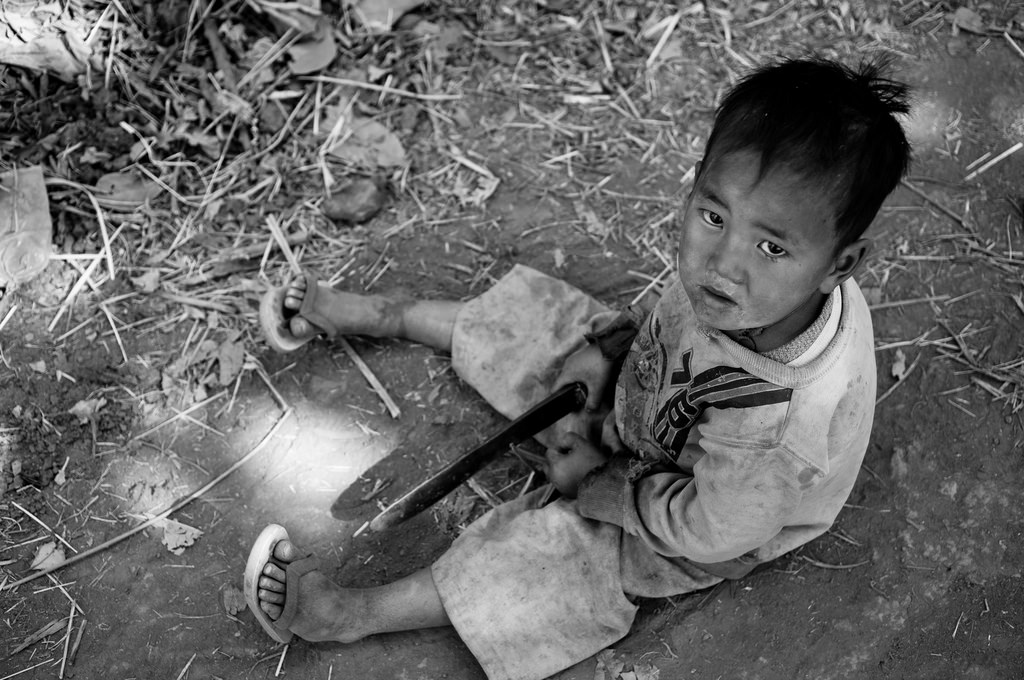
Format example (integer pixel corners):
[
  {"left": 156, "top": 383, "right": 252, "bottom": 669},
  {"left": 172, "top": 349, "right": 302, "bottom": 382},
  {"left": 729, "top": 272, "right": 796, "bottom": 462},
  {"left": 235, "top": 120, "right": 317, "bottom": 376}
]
[
  {"left": 259, "top": 274, "right": 409, "bottom": 352},
  {"left": 281, "top": 276, "right": 407, "bottom": 339},
  {"left": 245, "top": 524, "right": 451, "bottom": 644},
  {"left": 260, "top": 273, "right": 461, "bottom": 353},
  {"left": 244, "top": 524, "right": 365, "bottom": 643},
  {"left": 255, "top": 538, "right": 364, "bottom": 643}
]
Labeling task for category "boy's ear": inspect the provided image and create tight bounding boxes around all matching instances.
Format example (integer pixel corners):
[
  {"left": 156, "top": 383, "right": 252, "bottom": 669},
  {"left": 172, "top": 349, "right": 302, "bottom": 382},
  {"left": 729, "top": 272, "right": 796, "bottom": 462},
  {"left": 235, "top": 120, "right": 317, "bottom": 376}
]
[{"left": 820, "top": 237, "right": 872, "bottom": 294}]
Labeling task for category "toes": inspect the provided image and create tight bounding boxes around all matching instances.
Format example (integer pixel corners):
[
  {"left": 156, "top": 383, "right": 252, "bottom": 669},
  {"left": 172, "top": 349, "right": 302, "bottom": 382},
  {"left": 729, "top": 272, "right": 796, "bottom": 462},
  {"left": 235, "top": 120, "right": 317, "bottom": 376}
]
[
  {"left": 283, "top": 292, "right": 303, "bottom": 311},
  {"left": 258, "top": 586, "right": 286, "bottom": 605},
  {"left": 262, "top": 559, "right": 287, "bottom": 581},
  {"left": 260, "top": 600, "right": 284, "bottom": 619},
  {"left": 283, "top": 278, "right": 307, "bottom": 311},
  {"left": 259, "top": 571, "right": 286, "bottom": 592},
  {"left": 288, "top": 317, "right": 313, "bottom": 337},
  {"left": 273, "top": 539, "right": 302, "bottom": 561}
]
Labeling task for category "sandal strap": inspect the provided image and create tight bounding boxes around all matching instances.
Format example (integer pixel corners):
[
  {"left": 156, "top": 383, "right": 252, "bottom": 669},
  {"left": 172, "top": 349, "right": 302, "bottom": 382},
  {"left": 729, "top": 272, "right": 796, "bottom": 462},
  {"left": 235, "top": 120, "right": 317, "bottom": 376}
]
[
  {"left": 272, "top": 554, "right": 319, "bottom": 633},
  {"left": 296, "top": 273, "right": 341, "bottom": 338}
]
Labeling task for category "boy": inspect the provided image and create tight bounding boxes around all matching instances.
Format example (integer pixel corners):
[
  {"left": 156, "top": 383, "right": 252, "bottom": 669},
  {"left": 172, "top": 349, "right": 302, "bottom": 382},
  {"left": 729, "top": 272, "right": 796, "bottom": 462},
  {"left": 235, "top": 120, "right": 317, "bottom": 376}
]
[{"left": 244, "top": 57, "right": 912, "bottom": 679}]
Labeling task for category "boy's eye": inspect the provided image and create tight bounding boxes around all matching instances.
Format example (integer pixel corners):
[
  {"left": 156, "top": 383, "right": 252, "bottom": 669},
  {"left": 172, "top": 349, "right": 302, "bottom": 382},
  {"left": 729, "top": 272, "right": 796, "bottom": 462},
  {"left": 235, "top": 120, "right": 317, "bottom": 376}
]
[
  {"left": 757, "top": 240, "right": 787, "bottom": 258},
  {"left": 699, "top": 209, "right": 723, "bottom": 227}
]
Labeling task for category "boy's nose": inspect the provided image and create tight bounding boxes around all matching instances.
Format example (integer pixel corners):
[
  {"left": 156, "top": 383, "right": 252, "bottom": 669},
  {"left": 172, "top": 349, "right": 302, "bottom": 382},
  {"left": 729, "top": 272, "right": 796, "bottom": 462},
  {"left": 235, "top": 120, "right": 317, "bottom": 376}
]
[{"left": 708, "top": 242, "right": 746, "bottom": 286}]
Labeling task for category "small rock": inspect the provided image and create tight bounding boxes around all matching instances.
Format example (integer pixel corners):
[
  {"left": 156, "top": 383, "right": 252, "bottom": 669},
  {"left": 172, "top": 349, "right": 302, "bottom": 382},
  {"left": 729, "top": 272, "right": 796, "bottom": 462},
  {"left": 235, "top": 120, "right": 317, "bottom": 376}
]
[
  {"left": 989, "top": 94, "right": 1024, "bottom": 144},
  {"left": 322, "top": 177, "right": 386, "bottom": 224},
  {"left": 890, "top": 447, "right": 908, "bottom": 484},
  {"left": 221, "top": 584, "right": 246, "bottom": 615},
  {"left": 945, "top": 36, "right": 969, "bottom": 57}
]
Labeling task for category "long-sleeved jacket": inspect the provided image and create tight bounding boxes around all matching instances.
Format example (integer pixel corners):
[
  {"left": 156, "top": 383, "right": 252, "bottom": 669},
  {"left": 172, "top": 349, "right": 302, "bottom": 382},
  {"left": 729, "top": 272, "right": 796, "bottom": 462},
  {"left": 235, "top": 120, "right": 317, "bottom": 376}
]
[{"left": 577, "top": 276, "right": 876, "bottom": 578}]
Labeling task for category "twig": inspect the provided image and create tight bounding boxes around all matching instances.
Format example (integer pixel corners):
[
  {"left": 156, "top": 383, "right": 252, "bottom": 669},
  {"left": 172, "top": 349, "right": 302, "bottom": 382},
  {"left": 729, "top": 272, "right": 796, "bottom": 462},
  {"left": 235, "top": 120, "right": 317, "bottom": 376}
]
[
  {"left": 1004, "top": 31, "right": 1024, "bottom": 62},
  {"left": 869, "top": 295, "right": 949, "bottom": 310},
  {"left": 645, "top": 13, "right": 682, "bottom": 68},
  {"left": 742, "top": 0, "right": 798, "bottom": 29},
  {"left": 876, "top": 352, "right": 923, "bottom": 405},
  {"left": 2, "top": 408, "right": 294, "bottom": 590},
  {"left": 175, "top": 653, "right": 197, "bottom": 680},
  {"left": 275, "top": 644, "right": 289, "bottom": 677},
  {"left": 309, "top": 75, "right": 461, "bottom": 101},
  {"left": 0, "top": 658, "right": 57, "bottom": 680},
  {"left": 68, "top": 619, "right": 86, "bottom": 666},
  {"left": 802, "top": 556, "right": 871, "bottom": 570},
  {"left": 336, "top": 338, "right": 401, "bottom": 419},
  {"left": 202, "top": 13, "right": 237, "bottom": 91},
  {"left": 0, "top": 304, "right": 17, "bottom": 332},
  {"left": 952, "top": 611, "right": 964, "bottom": 638},
  {"left": 48, "top": 256, "right": 102, "bottom": 332},
  {"left": 965, "top": 142, "right": 1023, "bottom": 181},
  {"left": 8, "top": 617, "right": 67, "bottom": 656},
  {"left": 266, "top": 215, "right": 303, "bottom": 275},
  {"left": 45, "top": 178, "right": 117, "bottom": 280},
  {"left": 58, "top": 601, "right": 75, "bottom": 679},
  {"left": 10, "top": 501, "right": 78, "bottom": 554},
  {"left": 900, "top": 179, "right": 970, "bottom": 231},
  {"left": 45, "top": 574, "right": 86, "bottom": 616},
  {"left": 100, "top": 304, "right": 129, "bottom": 364},
  {"left": 130, "top": 390, "right": 226, "bottom": 442}
]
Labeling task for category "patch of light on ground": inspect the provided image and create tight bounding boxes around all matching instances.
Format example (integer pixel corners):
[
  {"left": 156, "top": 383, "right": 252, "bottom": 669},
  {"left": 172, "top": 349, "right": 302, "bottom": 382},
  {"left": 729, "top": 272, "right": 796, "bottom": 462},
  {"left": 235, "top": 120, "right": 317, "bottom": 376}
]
[
  {"left": 97, "top": 396, "right": 399, "bottom": 547},
  {"left": 903, "top": 92, "right": 959, "bottom": 148},
  {"left": 230, "top": 399, "right": 398, "bottom": 536}
]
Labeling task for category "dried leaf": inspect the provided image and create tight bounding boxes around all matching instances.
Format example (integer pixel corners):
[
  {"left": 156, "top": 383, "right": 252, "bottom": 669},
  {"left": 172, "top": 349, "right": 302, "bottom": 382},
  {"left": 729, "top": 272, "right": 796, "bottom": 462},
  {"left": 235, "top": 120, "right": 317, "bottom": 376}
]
[
  {"left": 252, "top": 0, "right": 322, "bottom": 35},
  {"left": 30, "top": 541, "right": 66, "bottom": 571},
  {"left": 327, "top": 117, "right": 407, "bottom": 168},
  {"left": 130, "top": 270, "right": 161, "bottom": 293},
  {"left": 452, "top": 173, "right": 500, "bottom": 207},
  {"left": 595, "top": 649, "right": 625, "bottom": 680},
  {"left": 80, "top": 146, "right": 113, "bottom": 164},
  {"left": 217, "top": 338, "right": 246, "bottom": 386},
  {"left": 95, "top": 172, "right": 161, "bottom": 207},
  {"left": 0, "top": 9, "right": 95, "bottom": 80},
  {"left": 418, "top": 21, "right": 463, "bottom": 64},
  {"left": 633, "top": 662, "right": 660, "bottom": 680},
  {"left": 575, "top": 202, "right": 608, "bottom": 237},
  {"left": 159, "top": 518, "right": 204, "bottom": 555},
  {"left": 347, "top": 0, "right": 425, "bottom": 33},
  {"left": 949, "top": 7, "right": 986, "bottom": 34},
  {"left": 68, "top": 397, "right": 107, "bottom": 424}
]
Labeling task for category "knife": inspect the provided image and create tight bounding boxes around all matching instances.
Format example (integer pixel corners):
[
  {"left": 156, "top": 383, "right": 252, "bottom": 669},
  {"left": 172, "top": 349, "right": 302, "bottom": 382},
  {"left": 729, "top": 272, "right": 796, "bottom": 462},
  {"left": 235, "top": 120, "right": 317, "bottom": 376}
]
[{"left": 367, "top": 381, "right": 587, "bottom": 532}]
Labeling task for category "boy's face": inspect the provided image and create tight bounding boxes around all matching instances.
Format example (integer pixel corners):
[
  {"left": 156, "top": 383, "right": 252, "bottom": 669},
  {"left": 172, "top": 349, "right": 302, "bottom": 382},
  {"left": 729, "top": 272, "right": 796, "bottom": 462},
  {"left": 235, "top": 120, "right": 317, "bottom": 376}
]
[{"left": 677, "top": 150, "right": 867, "bottom": 348}]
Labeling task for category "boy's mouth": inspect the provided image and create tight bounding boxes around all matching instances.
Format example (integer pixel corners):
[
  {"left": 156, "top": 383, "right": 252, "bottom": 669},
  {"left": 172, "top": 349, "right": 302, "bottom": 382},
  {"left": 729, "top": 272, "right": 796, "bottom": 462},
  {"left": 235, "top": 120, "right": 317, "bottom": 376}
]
[{"left": 699, "top": 285, "right": 737, "bottom": 307}]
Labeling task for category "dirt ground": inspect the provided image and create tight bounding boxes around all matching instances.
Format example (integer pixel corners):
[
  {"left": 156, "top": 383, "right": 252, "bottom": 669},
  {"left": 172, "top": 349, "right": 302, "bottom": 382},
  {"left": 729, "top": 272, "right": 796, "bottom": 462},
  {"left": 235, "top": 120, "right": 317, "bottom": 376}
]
[{"left": 2, "top": 1, "right": 1023, "bottom": 679}]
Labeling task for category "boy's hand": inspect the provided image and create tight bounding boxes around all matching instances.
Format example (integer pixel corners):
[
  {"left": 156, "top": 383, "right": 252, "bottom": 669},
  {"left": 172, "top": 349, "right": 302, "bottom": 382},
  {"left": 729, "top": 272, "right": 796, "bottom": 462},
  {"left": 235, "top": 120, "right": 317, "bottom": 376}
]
[
  {"left": 543, "top": 430, "right": 611, "bottom": 498},
  {"left": 556, "top": 342, "right": 615, "bottom": 413}
]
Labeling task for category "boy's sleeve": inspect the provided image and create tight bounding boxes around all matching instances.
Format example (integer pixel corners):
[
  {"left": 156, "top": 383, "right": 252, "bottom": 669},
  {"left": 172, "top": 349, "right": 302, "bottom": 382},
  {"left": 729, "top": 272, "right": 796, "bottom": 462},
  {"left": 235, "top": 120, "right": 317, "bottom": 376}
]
[
  {"left": 576, "top": 436, "right": 808, "bottom": 564},
  {"left": 584, "top": 304, "right": 647, "bottom": 362}
]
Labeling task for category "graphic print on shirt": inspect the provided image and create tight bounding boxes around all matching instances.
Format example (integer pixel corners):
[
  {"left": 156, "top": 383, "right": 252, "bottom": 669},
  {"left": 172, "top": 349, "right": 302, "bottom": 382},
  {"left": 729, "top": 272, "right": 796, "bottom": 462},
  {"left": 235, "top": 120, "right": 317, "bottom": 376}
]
[
  {"left": 651, "top": 350, "right": 794, "bottom": 454},
  {"left": 619, "top": 311, "right": 794, "bottom": 461}
]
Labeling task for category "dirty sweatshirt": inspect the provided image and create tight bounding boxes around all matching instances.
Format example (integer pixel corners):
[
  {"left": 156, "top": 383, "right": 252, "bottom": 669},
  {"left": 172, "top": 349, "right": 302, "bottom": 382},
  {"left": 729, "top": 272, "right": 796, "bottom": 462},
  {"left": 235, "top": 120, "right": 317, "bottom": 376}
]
[{"left": 576, "top": 276, "right": 876, "bottom": 578}]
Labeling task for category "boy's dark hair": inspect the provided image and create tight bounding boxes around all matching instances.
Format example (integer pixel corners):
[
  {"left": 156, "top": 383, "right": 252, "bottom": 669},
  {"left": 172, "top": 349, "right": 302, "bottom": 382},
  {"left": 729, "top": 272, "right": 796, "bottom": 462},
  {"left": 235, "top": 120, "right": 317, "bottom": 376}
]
[{"left": 700, "top": 57, "right": 912, "bottom": 249}]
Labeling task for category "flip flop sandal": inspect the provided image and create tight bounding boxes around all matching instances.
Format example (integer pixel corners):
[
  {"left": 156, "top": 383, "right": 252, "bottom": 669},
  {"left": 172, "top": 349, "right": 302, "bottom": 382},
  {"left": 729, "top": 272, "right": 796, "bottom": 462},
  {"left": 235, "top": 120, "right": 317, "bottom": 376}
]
[
  {"left": 259, "top": 273, "right": 342, "bottom": 352},
  {"left": 243, "top": 524, "right": 320, "bottom": 643}
]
